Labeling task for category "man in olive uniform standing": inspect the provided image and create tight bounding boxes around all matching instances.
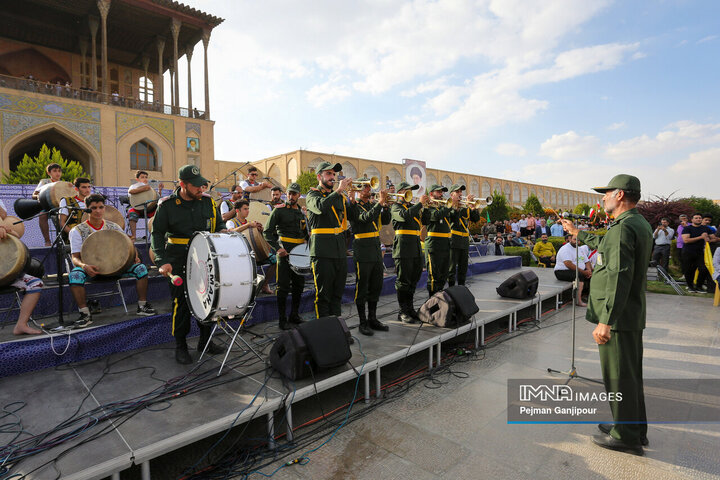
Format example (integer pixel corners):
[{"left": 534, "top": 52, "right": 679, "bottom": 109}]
[
  {"left": 306, "top": 162, "right": 353, "bottom": 318},
  {"left": 348, "top": 178, "right": 391, "bottom": 335},
  {"left": 391, "top": 181, "right": 428, "bottom": 323},
  {"left": 152, "top": 165, "right": 225, "bottom": 364},
  {"left": 422, "top": 184, "right": 454, "bottom": 296},
  {"left": 447, "top": 185, "right": 480, "bottom": 287},
  {"left": 263, "top": 182, "right": 308, "bottom": 330},
  {"left": 562, "top": 174, "right": 652, "bottom": 455}
]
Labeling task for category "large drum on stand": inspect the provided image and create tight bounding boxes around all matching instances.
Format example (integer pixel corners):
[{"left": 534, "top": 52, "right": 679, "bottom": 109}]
[
  {"left": 38, "top": 181, "right": 76, "bottom": 210},
  {"left": 185, "top": 232, "right": 257, "bottom": 323},
  {"left": 80, "top": 230, "right": 136, "bottom": 276},
  {"left": 0, "top": 236, "right": 31, "bottom": 287},
  {"left": 242, "top": 226, "right": 273, "bottom": 263}
]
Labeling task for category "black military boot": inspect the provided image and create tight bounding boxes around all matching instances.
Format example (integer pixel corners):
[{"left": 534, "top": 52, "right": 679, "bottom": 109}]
[
  {"left": 407, "top": 292, "right": 421, "bottom": 321},
  {"left": 357, "top": 303, "right": 373, "bottom": 336},
  {"left": 197, "top": 325, "right": 224, "bottom": 354},
  {"left": 277, "top": 295, "right": 291, "bottom": 330},
  {"left": 175, "top": 337, "right": 192, "bottom": 365},
  {"left": 397, "top": 291, "right": 417, "bottom": 324},
  {"left": 367, "top": 301, "right": 389, "bottom": 331},
  {"left": 289, "top": 292, "right": 304, "bottom": 325}
]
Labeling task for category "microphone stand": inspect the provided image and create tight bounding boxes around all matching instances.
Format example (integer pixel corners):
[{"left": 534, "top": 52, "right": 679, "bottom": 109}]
[{"left": 210, "top": 162, "right": 250, "bottom": 190}]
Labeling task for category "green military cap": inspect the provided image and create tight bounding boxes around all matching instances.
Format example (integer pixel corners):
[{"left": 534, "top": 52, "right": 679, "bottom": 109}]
[
  {"left": 592, "top": 174, "right": 641, "bottom": 193},
  {"left": 287, "top": 182, "right": 301, "bottom": 193},
  {"left": 429, "top": 184, "right": 447, "bottom": 193},
  {"left": 315, "top": 161, "right": 342, "bottom": 173},
  {"left": 396, "top": 181, "right": 419, "bottom": 192},
  {"left": 178, "top": 164, "right": 208, "bottom": 187},
  {"left": 448, "top": 184, "right": 466, "bottom": 193}
]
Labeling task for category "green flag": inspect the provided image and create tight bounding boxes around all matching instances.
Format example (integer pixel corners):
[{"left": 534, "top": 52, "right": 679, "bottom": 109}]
[{"left": 486, "top": 210, "right": 491, "bottom": 223}]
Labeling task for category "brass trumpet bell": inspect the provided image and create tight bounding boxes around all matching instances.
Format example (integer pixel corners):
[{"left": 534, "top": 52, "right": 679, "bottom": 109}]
[
  {"left": 350, "top": 176, "right": 380, "bottom": 190},
  {"left": 456, "top": 196, "right": 493, "bottom": 209},
  {"left": 387, "top": 191, "right": 414, "bottom": 203}
]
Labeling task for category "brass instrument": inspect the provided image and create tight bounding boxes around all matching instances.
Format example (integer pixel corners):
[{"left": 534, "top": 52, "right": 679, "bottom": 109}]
[
  {"left": 386, "top": 191, "right": 413, "bottom": 203},
  {"left": 425, "top": 197, "right": 452, "bottom": 208},
  {"left": 350, "top": 176, "right": 380, "bottom": 190},
  {"left": 457, "top": 196, "right": 492, "bottom": 209}
]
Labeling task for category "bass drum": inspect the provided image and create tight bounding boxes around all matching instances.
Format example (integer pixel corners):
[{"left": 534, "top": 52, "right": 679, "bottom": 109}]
[
  {"left": 38, "top": 181, "right": 76, "bottom": 210},
  {"left": 0, "top": 236, "right": 30, "bottom": 287},
  {"left": 288, "top": 243, "right": 311, "bottom": 276},
  {"left": 185, "top": 232, "right": 257, "bottom": 323},
  {"left": 242, "top": 226, "right": 273, "bottom": 263},
  {"left": 82, "top": 205, "right": 126, "bottom": 231},
  {"left": 80, "top": 229, "right": 135, "bottom": 276}
]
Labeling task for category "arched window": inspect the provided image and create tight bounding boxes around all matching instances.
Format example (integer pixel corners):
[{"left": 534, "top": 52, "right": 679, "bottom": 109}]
[
  {"left": 139, "top": 76, "right": 154, "bottom": 102},
  {"left": 131, "top": 140, "right": 158, "bottom": 170}
]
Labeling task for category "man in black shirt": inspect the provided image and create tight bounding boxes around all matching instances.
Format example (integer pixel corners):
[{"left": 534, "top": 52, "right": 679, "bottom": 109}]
[{"left": 681, "top": 213, "right": 717, "bottom": 292}]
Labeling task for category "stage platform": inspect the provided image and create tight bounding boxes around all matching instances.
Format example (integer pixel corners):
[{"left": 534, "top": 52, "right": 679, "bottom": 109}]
[{"left": 0, "top": 266, "right": 572, "bottom": 480}]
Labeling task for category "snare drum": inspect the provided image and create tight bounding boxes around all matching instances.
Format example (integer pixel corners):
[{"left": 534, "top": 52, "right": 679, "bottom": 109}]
[
  {"left": 38, "top": 181, "right": 76, "bottom": 210},
  {"left": 185, "top": 232, "right": 257, "bottom": 323},
  {"left": 288, "top": 243, "right": 311, "bottom": 276},
  {"left": 80, "top": 229, "right": 135, "bottom": 276},
  {"left": 0, "top": 236, "right": 30, "bottom": 287},
  {"left": 242, "top": 226, "right": 273, "bottom": 263}
]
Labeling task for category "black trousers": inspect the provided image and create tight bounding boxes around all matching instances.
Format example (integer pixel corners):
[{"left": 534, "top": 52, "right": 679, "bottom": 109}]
[
  {"left": 276, "top": 255, "right": 304, "bottom": 297},
  {"left": 354, "top": 260, "right": 384, "bottom": 304},
  {"left": 448, "top": 247, "right": 469, "bottom": 286},
  {"left": 599, "top": 329, "right": 647, "bottom": 444},
  {"left": 170, "top": 260, "right": 193, "bottom": 339},
  {"left": 651, "top": 244, "right": 670, "bottom": 272},
  {"left": 426, "top": 250, "right": 449, "bottom": 295},
  {"left": 394, "top": 256, "right": 423, "bottom": 295},
  {"left": 682, "top": 248, "right": 709, "bottom": 290},
  {"left": 311, "top": 257, "right": 346, "bottom": 317}
]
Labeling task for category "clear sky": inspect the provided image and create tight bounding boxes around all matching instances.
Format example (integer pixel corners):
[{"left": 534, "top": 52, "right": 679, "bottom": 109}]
[{"left": 176, "top": 0, "right": 719, "bottom": 199}]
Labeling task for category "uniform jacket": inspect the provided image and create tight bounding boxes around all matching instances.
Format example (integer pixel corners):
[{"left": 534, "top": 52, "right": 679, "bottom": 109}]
[
  {"left": 263, "top": 203, "right": 308, "bottom": 252},
  {"left": 348, "top": 199, "right": 390, "bottom": 263},
  {"left": 450, "top": 207, "right": 481, "bottom": 249},
  {"left": 421, "top": 205, "right": 453, "bottom": 253},
  {"left": 391, "top": 201, "right": 424, "bottom": 259},
  {"left": 306, "top": 187, "right": 348, "bottom": 258}
]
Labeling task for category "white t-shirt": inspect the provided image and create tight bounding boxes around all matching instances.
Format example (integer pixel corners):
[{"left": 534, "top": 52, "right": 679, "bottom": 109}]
[
  {"left": 239, "top": 180, "right": 259, "bottom": 191},
  {"left": 511, "top": 221, "right": 520, "bottom": 233},
  {"left": 580, "top": 245, "right": 597, "bottom": 268},
  {"left": 518, "top": 219, "right": 528, "bottom": 228},
  {"left": 555, "top": 243, "right": 589, "bottom": 271},
  {"left": 69, "top": 220, "right": 118, "bottom": 254},
  {"left": 127, "top": 181, "right": 148, "bottom": 196},
  {"left": 59, "top": 197, "right": 86, "bottom": 217},
  {"left": 34, "top": 178, "right": 55, "bottom": 194},
  {"left": 220, "top": 200, "right": 233, "bottom": 216}
]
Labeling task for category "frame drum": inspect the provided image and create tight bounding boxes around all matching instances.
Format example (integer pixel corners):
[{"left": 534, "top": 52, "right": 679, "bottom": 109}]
[
  {"left": 242, "top": 226, "right": 272, "bottom": 263},
  {"left": 129, "top": 187, "right": 159, "bottom": 212},
  {"left": 1, "top": 216, "right": 25, "bottom": 238},
  {"left": 247, "top": 201, "right": 272, "bottom": 225},
  {"left": 185, "top": 232, "right": 257, "bottom": 322},
  {"left": 80, "top": 230, "right": 135, "bottom": 276},
  {"left": 0, "top": 236, "right": 30, "bottom": 287},
  {"left": 38, "top": 181, "right": 76, "bottom": 210},
  {"left": 82, "top": 205, "right": 126, "bottom": 230}
]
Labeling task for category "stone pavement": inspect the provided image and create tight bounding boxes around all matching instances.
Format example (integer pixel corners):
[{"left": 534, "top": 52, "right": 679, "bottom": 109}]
[{"left": 253, "top": 292, "right": 720, "bottom": 480}]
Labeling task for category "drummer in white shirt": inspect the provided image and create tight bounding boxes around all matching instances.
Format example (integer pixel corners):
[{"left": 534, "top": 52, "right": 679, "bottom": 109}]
[
  {"left": 554, "top": 234, "right": 592, "bottom": 306},
  {"left": 220, "top": 185, "right": 244, "bottom": 222},
  {"left": 0, "top": 199, "right": 43, "bottom": 335},
  {"left": 58, "top": 177, "right": 92, "bottom": 240},
  {"left": 226, "top": 199, "right": 263, "bottom": 233},
  {"left": 32, "top": 162, "right": 63, "bottom": 246},
  {"left": 127, "top": 170, "right": 164, "bottom": 242}
]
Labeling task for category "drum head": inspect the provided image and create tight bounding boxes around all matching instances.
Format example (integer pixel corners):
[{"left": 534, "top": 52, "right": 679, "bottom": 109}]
[
  {"left": 130, "top": 188, "right": 159, "bottom": 210},
  {"left": 39, "top": 181, "right": 75, "bottom": 209},
  {"left": 247, "top": 202, "right": 272, "bottom": 225},
  {"left": 81, "top": 230, "right": 135, "bottom": 276},
  {"left": 2, "top": 216, "right": 25, "bottom": 238},
  {"left": 185, "top": 233, "right": 216, "bottom": 321},
  {"left": 83, "top": 205, "right": 126, "bottom": 231},
  {"left": 379, "top": 224, "right": 395, "bottom": 246},
  {"left": 242, "top": 226, "right": 272, "bottom": 262},
  {"left": 289, "top": 243, "right": 310, "bottom": 268},
  {"left": 0, "top": 236, "right": 30, "bottom": 286}
]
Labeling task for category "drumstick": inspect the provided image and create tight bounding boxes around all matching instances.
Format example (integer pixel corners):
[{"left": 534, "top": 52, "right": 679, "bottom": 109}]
[{"left": 161, "top": 271, "right": 183, "bottom": 286}]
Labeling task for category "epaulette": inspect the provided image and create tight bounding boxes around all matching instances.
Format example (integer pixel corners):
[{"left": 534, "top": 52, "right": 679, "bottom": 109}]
[{"left": 157, "top": 195, "right": 172, "bottom": 205}]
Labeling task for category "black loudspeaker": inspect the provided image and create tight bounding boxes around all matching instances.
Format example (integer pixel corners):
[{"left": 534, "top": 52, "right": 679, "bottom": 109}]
[
  {"left": 269, "top": 316, "right": 352, "bottom": 380},
  {"left": 496, "top": 271, "right": 539, "bottom": 299},
  {"left": 444, "top": 285, "right": 479, "bottom": 321},
  {"left": 418, "top": 285, "right": 478, "bottom": 327}
]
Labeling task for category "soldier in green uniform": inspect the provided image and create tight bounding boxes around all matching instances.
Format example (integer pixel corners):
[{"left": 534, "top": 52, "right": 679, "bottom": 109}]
[
  {"left": 422, "top": 184, "right": 453, "bottom": 296},
  {"left": 391, "top": 181, "right": 428, "bottom": 323},
  {"left": 348, "top": 178, "right": 391, "bottom": 335},
  {"left": 306, "top": 162, "right": 353, "bottom": 318},
  {"left": 263, "top": 182, "right": 308, "bottom": 330},
  {"left": 562, "top": 174, "right": 652, "bottom": 456},
  {"left": 151, "top": 165, "right": 225, "bottom": 364},
  {"left": 447, "top": 184, "right": 480, "bottom": 287}
]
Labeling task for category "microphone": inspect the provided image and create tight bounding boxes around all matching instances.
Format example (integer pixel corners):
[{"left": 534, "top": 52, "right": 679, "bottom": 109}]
[{"left": 562, "top": 212, "right": 590, "bottom": 220}]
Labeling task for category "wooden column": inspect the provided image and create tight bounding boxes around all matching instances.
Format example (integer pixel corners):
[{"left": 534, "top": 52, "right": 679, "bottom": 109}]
[
  {"left": 202, "top": 29, "right": 211, "bottom": 118},
  {"left": 97, "top": 0, "right": 111, "bottom": 97},
  {"left": 78, "top": 37, "right": 88, "bottom": 88},
  {"left": 186, "top": 45, "right": 194, "bottom": 114},
  {"left": 170, "top": 18, "right": 181, "bottom": 110},
  {"left": 156, "top": 36, "right": 165, "bottom": 105},
  {"left": 88, "top": 16, "right": 99, "bottom": 91}
]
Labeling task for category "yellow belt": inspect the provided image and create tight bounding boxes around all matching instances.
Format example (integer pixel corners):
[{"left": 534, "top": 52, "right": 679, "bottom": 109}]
[
  {"left": 311, "top": 227, "right": 344, "bottom": 235},
  {"left": 167, "top": 237, "right": 189, "bottom": 245},
  {"left": 451, "top": 230, "right": 469, "bottom": 237},
  {"left": 280, "top": 236, "right": 305, "bottom": 244},
  {"left": 396, "top": 230, "right": 420, "bottom": 236},
  {"left": 427, "top": 232, "right": 451, "bottom": 238},
  {"left": 354, "top": 232, "right": 379, "bottom": 239}
]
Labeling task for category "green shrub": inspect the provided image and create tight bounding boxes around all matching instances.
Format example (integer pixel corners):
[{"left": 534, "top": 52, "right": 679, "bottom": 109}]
[
  {"left": 505, "top": 246, "right": 531, "bottom": 266},
  {"left": 2, "top": 144, "right": 87, "bottom": 184}
]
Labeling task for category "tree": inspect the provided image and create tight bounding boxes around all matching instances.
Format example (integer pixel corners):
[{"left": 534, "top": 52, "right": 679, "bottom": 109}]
[
  {"left": 482, "top": 192, "right": 509, "bottom": 222},
  {"left": 295, "top": 171, "right": 317, "bottom": 194},
  {"left": 679, "top": 196, "right": 720, "bottom": 223},
  {"left": 637, "top": 195, "right": 694, "bottom": 227},
  {"left": 2, "top": 144, "right": 87, "bottom": 184},
  {"left": 523, "top": 194, "right": 544, "bottom": 216},
  {"left": 574, "top": 203, "right": 591, "bottom": 216}
]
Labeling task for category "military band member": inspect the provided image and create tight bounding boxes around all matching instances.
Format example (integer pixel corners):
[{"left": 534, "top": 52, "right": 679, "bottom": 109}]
[
  {"left": 151, "top": 165, "right": 224, "bottom": 364},
  {"left": 306, "top": 162, "right": 353, "bottom": 318},
  {"left": 422, "top": 184, "right": 453, "bottom": 296},
  {"left": 270, "top": 186, "right": 285, "bottom": 208},
  {"left": 263, "top": 182, "right": 308, "bottom": 330},
  {"left": 220, "top": 185, "right": 244, "bottom": 222},
  {"left": 391, "top": 181, "right": 428, "bottom": 323},
  {"left": 348, "top": 178, "right": 391, "bottom": 336},
  {"left": 58, "top": 177, "right": 92, "bottom": 240},
  {"left": 448, "top": 184, "right": 480, "bottom": 287}
]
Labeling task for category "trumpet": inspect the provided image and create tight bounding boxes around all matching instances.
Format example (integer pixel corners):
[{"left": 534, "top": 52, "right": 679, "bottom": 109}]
[
  {"left": 386, "top": 191, "right": 414, "bottom": 203},
  {"left": 349, "top": 176, "right": 380, "bottom": 190},
  {"left": 425, "top": 197, "right": 453, "bottom": 208},
  {"left": 455, "top": 196, "right": 493, "bottom": 209}
]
